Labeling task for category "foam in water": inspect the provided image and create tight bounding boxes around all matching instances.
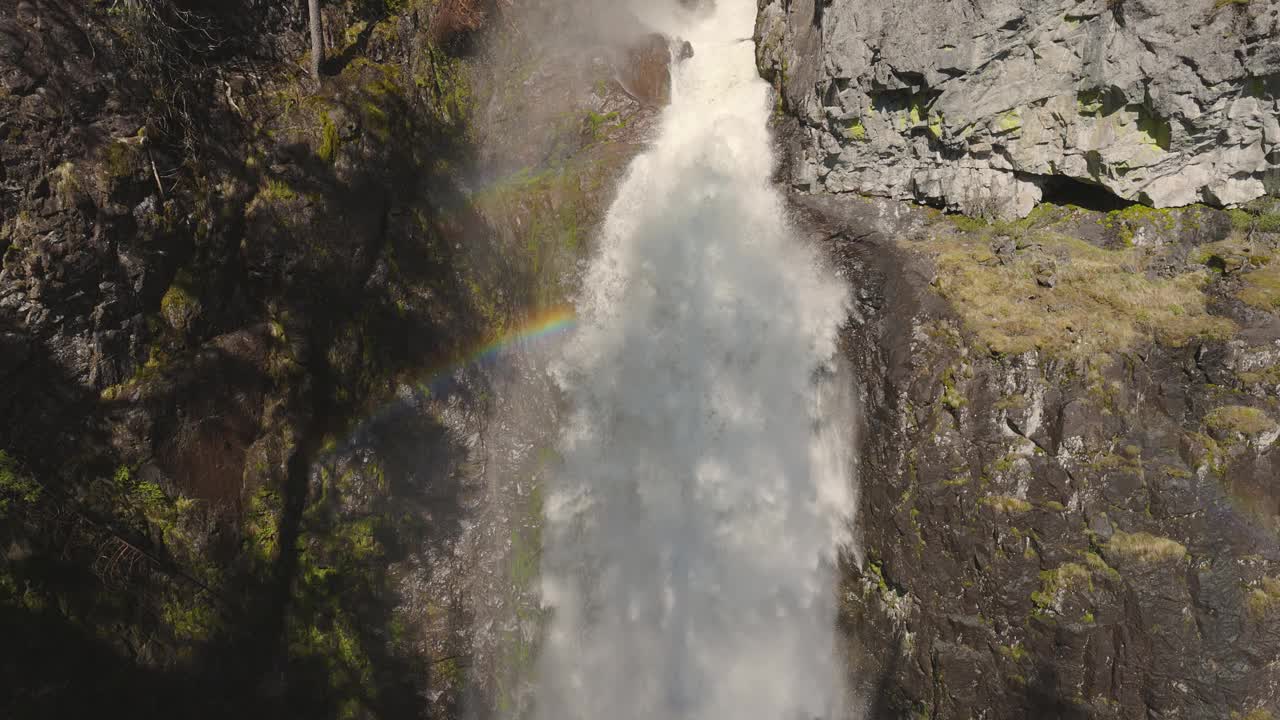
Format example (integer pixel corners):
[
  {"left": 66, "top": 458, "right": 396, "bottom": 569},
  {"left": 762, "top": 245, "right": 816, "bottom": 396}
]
[{"left": 535, "top": 2, "right": 855, "bottom": 718}]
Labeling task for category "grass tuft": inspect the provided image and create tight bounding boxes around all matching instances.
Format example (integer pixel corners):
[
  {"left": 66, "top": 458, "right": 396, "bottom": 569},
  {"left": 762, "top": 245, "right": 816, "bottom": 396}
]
[
  {"left": 1205, "top": 405, "right": 1277, "bottom": 437},
  {"left": 1107, "top": 531, "right": 1187, "bottom": 564},
  {"left": 1246, "top": 577, "right": 1280, "bottom": 620},
  {"left": 981, "top": 495, "right": 1032, "bottom": 513},
  {"left": 926, "top": 227, "right": 1234, "bottom": 361}
]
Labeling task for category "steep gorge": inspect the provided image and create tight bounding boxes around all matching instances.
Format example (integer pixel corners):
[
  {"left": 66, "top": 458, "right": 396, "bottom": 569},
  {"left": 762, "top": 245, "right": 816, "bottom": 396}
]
[{"left": 1, "top": 0, "right": 1279, "bottom": 719}]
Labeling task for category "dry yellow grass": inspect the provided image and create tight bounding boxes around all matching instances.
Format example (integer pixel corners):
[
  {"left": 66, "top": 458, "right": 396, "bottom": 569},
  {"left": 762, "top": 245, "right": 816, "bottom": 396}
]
[
  {"left": 981, "top": 495, "right": 1033, "bottom": 513},
  {"left": 1194, "top": 235, "right": 1280, "bottom": 311},
  {"left": 1239, "top": 263, "right": 1280, "bottom": 311},
  {"left": 926, "top": 230, "right": 1236, "bottom": 361},
  {"left": 1205, "top": 405, "right": 1278, "bottom": 437},
  {"left": 1107, "top": 530, "right": 1187, "bottom": 564},
  {"left": 1246, "top": 577, "right": 1280, "bottom": 620}
]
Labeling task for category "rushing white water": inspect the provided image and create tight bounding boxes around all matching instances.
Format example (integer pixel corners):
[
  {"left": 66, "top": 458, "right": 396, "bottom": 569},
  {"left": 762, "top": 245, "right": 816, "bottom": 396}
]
[{"left": 535, "top": 2, "right": 855, "bottom": 718}]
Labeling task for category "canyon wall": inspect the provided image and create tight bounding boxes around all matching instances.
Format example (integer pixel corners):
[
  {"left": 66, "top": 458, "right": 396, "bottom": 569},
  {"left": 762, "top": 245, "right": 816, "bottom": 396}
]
[{"left": 758, "top": 0, "right": 1280, "bottom": 217}]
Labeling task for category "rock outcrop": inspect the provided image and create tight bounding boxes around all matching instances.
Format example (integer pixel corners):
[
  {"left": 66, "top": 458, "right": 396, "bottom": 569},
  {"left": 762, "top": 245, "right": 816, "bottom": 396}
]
[
  {"left": 757, "top": 0, "right": 1280, "bottom": 217},
  {"left": 794, "top": 195, "right": 1280, "bottom": 719}
]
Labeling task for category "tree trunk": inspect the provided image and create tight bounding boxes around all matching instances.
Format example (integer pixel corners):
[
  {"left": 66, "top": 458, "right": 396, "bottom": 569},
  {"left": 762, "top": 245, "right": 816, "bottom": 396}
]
[{"left": 308, "top": 0, "right": 323, "bottom": 83}]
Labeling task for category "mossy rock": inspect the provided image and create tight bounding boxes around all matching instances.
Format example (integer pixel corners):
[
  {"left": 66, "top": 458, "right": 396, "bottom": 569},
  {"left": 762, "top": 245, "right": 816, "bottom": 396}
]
[
  {"left": 1105, "top": 530, "right": 1187, "bottom": 565},
  {"left": 160, "top": 271, "right": 202, "bottom": 334},
  {"left": 1205, "top": 405, "right": 1277, "bottom": 441}
]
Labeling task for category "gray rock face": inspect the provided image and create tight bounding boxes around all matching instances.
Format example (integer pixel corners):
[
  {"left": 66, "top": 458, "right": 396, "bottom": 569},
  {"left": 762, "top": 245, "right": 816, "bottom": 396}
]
[
  {"left": 757, "top": 0, "right": 1280, "bottom": 217},
  {"left": 792, "top": 195, "right": 1280, "bottom": 720}
]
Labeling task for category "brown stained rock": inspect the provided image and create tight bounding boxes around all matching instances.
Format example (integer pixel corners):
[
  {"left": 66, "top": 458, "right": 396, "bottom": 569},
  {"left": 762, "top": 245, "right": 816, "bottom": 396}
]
[{"left": 616, "top": 33, "right": 672, "bottom": 107}]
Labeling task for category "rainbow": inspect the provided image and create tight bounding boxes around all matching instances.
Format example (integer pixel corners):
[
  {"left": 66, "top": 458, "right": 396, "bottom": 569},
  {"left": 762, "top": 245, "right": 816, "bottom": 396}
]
[
  {"left": 416, "top": 304, "right": 578, "bottom": 396},
  {"left": 470, "top": 305, "right": 578, "bottom": 364},
  {"left": 316, "top": 305, "right": 578, "bottom": 456}
]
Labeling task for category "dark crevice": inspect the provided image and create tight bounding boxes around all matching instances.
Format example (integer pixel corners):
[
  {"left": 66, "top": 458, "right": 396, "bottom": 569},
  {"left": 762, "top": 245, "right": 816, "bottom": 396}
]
[{"left": 1035, "top": 174, "right": 1135, "bottom": 213}]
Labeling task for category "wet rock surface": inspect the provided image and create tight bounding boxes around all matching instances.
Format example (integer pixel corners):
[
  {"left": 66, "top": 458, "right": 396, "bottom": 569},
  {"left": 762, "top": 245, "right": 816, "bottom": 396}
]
[
  {"left": 616, "top": 33, "right": 674, "bottom": 106},
  {"left": 758, "top": 0, "right": 1280, "bottom": 217}
]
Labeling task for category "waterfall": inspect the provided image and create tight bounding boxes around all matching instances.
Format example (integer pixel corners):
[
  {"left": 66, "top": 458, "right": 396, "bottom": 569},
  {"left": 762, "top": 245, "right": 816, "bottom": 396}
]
[{"left": 534, "top": 1, "right": 856, "bottom": 717}]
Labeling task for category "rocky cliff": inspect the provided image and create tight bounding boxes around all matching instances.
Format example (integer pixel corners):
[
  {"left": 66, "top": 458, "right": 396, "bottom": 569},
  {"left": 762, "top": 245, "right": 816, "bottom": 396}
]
[
  {"left": 758, "top": 0, "right": 1280, "bottom": 217},
  {"left": 760, "top": 6, "right": 1280, "bottom": 713},
  {"left": 790, "top": 146, "right": 1280, "bottom": 719},
  {"left": 0, "top": 0, "right": 663, "bottom": 717},
  {"left": 4, "top": 0, "right": 1278, "bottom": 718}
]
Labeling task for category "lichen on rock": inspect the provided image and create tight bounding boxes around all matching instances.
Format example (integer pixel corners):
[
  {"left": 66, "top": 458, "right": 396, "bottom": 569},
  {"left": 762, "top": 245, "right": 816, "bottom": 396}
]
[{"left": 758, "top": 0, "right": 1280, "bottom": 217}]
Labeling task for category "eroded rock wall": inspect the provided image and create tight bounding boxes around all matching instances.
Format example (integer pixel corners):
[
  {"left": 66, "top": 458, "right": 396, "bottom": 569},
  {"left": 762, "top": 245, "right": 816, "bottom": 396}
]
[
  {"left": 758, "top": 0, "right": 1280, "bottom": 217},
  {"left": 794, "top": 195, "right": 1280, "bottom": 719}
]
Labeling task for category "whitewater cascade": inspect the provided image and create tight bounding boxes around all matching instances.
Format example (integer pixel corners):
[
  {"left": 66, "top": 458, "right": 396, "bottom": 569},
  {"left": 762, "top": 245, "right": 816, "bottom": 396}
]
[{"left": 535, "top": 2, "right": 856, "bottom": 718}]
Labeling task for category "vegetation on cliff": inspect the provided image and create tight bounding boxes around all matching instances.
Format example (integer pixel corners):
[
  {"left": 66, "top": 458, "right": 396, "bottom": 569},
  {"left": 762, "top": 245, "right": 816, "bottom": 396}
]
[{"left": 0, "top": 0, "right": 652, "bottom": 716}]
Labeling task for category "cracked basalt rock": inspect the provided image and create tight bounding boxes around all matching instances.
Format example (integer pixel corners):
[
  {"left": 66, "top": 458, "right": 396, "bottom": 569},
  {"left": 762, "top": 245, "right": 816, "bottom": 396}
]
[{"left": 757, "top": 0, "right": 1280, "bottom": 217}]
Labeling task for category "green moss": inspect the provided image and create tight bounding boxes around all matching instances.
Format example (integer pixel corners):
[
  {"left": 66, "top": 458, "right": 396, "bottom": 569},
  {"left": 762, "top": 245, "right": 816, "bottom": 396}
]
[
  {"left": 947, "top": 213, "right": 990, "bottom": 232},
  {"left": 990, "top": 454, "right": 1018, "bottom": 475},
  {"left": 1205, "top": 405, "right": 1277, "bottom": 438},
  {"left": 260, "top": 178, "right": 298, "bottom": 202},
  {"left": 1135, "top": 106, "right": 1172, "bottom": 151},
  {"left": 1247, "top": 577, "right": 1280, "bottom": 621},
  {"left": 993, "top": 394, "right": 1028, "bottom": 411},
  {"left": 1184, "top": 432, "right": 1227, "bottom": 476},
  {"left": 0, "top": 451, "right": 41, "bottom": 517},
  {"left": 287, "top": 615, "right": 375, "bottom": 714},
  {"left": 1246, "top": 587, "right": 1278, "bottom": 620},
  {"left": 245, "top": 486, "right": 283, "bottom": 566},
  {"left": 338, "top": 517, "right": 380, "bottom": 561},
  {"left": 160, "top": 271, "right": 200, "bottom": 332},
  {"left": 101, "top": 141, "right": 138, "bottom": 177},
  {"left": 469, "top": 152, "right": 619, "bottom": 313},
  {"left": 867, "top": 560, "right": 891, "bottom": 594},
  {"left": 1031, "top": 562, "right": 1092, "bottom": 610},
  {"left": 436, "top": 657, "right": 464, "bottom": 685},
  {"left": 1077, "top": 89, "right": 1122, "bottom": 117},
  {"left": 928, "top": 112, "right": 945, "bottom": 140},
  {"left": 495, "top": 484, "right": 546, "bottom": 716},
  {"left": 585, "top": 110, "right": 622, "bottom": 140},
  {"left": 1228, "top": 208, "right": 1258, "bottom": 232},
  {"left": 908, "top": 102, "right": 922, "bottom": 126},
  {"left": 1107, "top": 203, "right": 1178, "bottom": 232},
  {"left": 53, "top": 162, "right": 81, "bottom": 201},
  {"left": 318, "top": 110, "right": 340, "bottom": 162},
  {"left": 163, "top": 597, "right": 217, "bottom": 641},
  {"left": 982, "top": 495, "right": 1032, "bottom": 514},
  {"left": 940, "top": 367, "right": 966, "bottom": 410},
  {"left": 426, "top": 47, "right": 471, "bottom": 123},
  {"left": 133, "top": 480, "right": 167, "bottom": 511},
  {"left": 999, "top": 643, "right": 1028, "bottom": 662},
  {"left": 844, "top": 118, "right": 868, "bottom": 141},
  {"left": 927, "top": 227, "right": 1236, "bottom": 361},
  {"left": 996, "top": 108, "right": 1022, "bottom": 133},
  {"left": 1083, "top": 550, "right": 1122, "bottom": 583},
  {"left": 1239, "top": 264, "right": 1280, "bottom": 311},
  {"left": 1239, "top": 362, "right": 1280, "bottom": 388},
  {"left": 1193, "top": 226, "right": 1280, "bottom": 309}
]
